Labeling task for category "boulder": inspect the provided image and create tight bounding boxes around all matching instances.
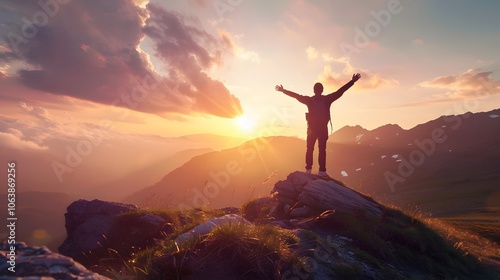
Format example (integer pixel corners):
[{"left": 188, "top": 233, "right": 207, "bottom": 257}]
[
  {"left": 59, "top": 200, "right": 138, "bottom": 262},
  {"left": 140, "top": 214, "right": 166, "bottom": 227},
  {"left": 290, "top": 205, "right": 316, "bottom": 218},
  {"left": 271, "top": 172, "right": 318, "bottom": 205},
  {"left": 271, "top": 171, "right": 382, "bottom": 218},
  {"left": 61, "top": 199, "right": 138, "bottom": 237},
  {"left": 0, "top": 242, "right": 110, "bottom": 279},
  {"left": 299, "top": 178, "right": 382, "bottom": 217}
]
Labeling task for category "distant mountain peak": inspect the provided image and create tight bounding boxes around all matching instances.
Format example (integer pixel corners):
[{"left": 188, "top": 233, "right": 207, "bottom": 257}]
[
  {"left": 371, "top": 123, "right": 404, "bottom": 135},
  {"left": 330, "top": 125, "right": 369, "bottom": 143}
]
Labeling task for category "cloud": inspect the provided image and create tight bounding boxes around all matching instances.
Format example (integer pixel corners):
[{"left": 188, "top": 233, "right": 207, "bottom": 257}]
[
  {"left": 187, "top": 0, "right": 212, "bottom": 9},
  {"left": 0, "top": 64, "right": 9, "bottom": 76},
  {"left": 321, "top": 53, "right": 335, "bottom": 62},
  {"left": 143, "top": 5, "right": 243, "bottom": 117},
  {"left": 217, "top": 29, "right": 259, "bottom": 62},
  {"left": 0, "top": 0, "right": 242, "bottom": 119},
  {"left": 306, "top": 46, "right": 318, "bottom": 60},
  {"left": 0, "top": 131, "right": 48, "bottom": 151},
  {"left": 318, "top": 58, "right": 398, "bottom": 90},
  {"left": 0, "top": 102, "right": 118, "bottom": 147},
  {"left": 19, "top": 102, "right": 56, "bottom": 124},
  {"left": 419, "top": 68, "right": 500, "bottom": 98}
]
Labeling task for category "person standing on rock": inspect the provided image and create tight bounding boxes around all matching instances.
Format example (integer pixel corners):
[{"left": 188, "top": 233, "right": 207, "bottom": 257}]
[{"left": 275, "top": 73, "right": 361, "bottom": 177}]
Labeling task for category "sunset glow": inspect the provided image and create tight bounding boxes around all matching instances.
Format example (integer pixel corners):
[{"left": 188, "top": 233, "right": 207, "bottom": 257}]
[
  {"left": 235, "top": 115, "right": 256, "bottom": 132},
  {"left": 0, "top": 0, "right": 499, "bottom": 198}
]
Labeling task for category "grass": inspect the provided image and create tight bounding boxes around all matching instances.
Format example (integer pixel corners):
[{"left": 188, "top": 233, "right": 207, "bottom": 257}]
[
  {"left": 86, "top": 208, "right": 225, "bottom": 278},
  {"left": 241, "top": 198, "right": 273, "bottom": 222},
  {"left": 422, "top": 216, "right": 500, "bottom": 264},
  {"left": 90, "top": 198, "right": 499, "bottom": 279},
  {"left": 332, "top": 263, "right": 363, "bottom": 279},
  {"left": 382, "top": 178, "right": 500, "bottom": 243},
  {"left": 142, "top": 223, "right": 303, "bottom": 280},
  {"left": 94, "top": 207, "right": 303, "bottom": 279},
  {"left": 440, "top": 210, "right": 500, "bottom": 244},
  {"left": 314, "top": 204, "right": 499, "bottom": 279}
]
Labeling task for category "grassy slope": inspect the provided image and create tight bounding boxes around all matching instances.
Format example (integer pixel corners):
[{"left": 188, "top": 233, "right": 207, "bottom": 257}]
[
  {"left": 380, "top": 177, "right": 500, "bottom": 244},
  {"left": 92, "top": 201, "right": 499, "bottom": 280}
]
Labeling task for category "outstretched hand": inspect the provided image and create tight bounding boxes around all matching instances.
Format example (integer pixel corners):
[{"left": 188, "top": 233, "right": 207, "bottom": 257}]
[
  {"left": 352, "top": 73, "right": 361, "bottom": 82},
  {"left": 275, "top": 84, "right": 284, "bottom": 92}
]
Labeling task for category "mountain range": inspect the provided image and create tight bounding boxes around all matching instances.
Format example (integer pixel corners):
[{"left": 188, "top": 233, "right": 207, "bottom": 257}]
[
  {"left": 3, "top": 109, "right": 499, "bottom": 251},
  {"left": 125, "top": 109, "right": 500, "bottom": 220}
]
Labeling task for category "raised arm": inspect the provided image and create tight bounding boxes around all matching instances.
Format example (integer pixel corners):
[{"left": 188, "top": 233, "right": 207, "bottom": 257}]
[
  {"left": 326, "top": 73, "right": 361, "bottom": 102},
  {"left": 275, "top": 84, "right": 302, "bottom": 99}
]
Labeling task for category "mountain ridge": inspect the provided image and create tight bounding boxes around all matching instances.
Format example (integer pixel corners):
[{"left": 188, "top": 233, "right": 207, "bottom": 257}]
[
  {"left": 126, "top": 108, "right": 500, "bottom": 206},
  {"left": 124, "top": 109, "right": 500, "bottom": 245}
]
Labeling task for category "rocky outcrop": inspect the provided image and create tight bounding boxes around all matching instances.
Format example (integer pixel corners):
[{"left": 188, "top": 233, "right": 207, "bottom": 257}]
[
  {"left": 0, "top": 242, "right": 110, "bottom": 279},
  {"left": 59, "top": 199, "right": 173, "bottom": 267},
  {"left": 59, "top": 200, "right": 138, "bottom": 263},
  {"left": 61, "top": 199, "right": 138, "bottom": 238},
  {"left": 271, "top": 171, "right": 383, "bottom": 218}
]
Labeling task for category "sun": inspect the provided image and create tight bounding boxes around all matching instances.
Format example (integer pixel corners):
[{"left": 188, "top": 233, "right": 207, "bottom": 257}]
[{"left": 235, "top": 115, "right": 256, "bottom": 132}]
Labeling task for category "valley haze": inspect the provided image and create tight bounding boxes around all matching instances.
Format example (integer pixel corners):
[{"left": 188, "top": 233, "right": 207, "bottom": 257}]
[{"left": 1, "top": 109, "right": 499, "bottom": 253}]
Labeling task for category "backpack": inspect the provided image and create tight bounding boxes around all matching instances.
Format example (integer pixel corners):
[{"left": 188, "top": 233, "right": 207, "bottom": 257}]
[{"left": 305, "top": 96, "right": 333, "bottom": 131}]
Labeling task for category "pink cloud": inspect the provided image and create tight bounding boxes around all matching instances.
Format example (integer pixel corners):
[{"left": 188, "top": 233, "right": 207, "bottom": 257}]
[
  {"left": 318, "top": 59, "right": 398, "bottom": 90},
  {"left": 217, "top": 29, "right": 259, "bottom": 62},
  {"left": 0, "top": 0, "right": 242, "bottom": 119},
  {"left": 0, "top": 131, "right": 48, "bottom": 151},
  {"left": 419, "top": 68, "right": 500, "bottom": 98}
]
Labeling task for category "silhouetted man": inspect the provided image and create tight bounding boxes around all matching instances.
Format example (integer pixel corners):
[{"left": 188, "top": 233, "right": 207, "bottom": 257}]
[{"left": 275, "top": 73, "right": 361, "bottom": 176}]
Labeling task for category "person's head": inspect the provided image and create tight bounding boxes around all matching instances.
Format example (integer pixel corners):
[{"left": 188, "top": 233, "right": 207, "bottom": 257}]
[{"left": 313, "top": 82, "right": 324, "bottom": 96}]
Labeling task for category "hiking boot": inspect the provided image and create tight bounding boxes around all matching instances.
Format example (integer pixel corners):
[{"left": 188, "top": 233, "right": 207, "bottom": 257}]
[{"left": 318, "top": 171, "right": 328, "bottom": 177}]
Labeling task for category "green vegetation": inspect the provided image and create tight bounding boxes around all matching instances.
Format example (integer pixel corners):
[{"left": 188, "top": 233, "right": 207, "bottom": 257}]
[
  {"left": 98, "top": 208, "right": 303, "bottom": 279},
  {"left": 385, "top": 179, "right": 500, "bottom": 245},
  {"left": 441, "top": 211, "right": 500, "bottom": 244},
  {"left": 324, "top": 205, "right": 497, "bottom": 279},
  {"left": 332, "top": 263, "right": 362, "bottom": 280},
  {"left": 93, "top": 200, "right": 498, "bottom": 280},
  {"left": 241, "top": 197, "right": 274, "bottom": 222},
  {"left": 139, "top": 223, "right": 302, "bottom": 279}
]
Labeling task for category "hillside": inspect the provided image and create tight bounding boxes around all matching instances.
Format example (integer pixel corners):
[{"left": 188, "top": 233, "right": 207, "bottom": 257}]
[
  {"left": 329, "top": 109, "right": 500, "bottom": 193},
  {"left": 85, "top": 148, "right": 214, "bottom": 201},
  {"left": 124, "top": 136, "right": 306, "bottom": 208},
  {"left": 19, "top": 172, "right": 496, "bottom": 280},
  {"left": 330, "top": 109, "right": 500, "bottom": 243}
]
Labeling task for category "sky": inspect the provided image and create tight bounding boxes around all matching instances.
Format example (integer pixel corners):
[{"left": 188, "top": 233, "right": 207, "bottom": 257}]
[{"left": 0, "top": 0, "right": 499, "bottom": 194}]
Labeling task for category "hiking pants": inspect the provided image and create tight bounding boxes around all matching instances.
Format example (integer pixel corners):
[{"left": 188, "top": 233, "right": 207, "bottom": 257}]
[{"left": 305, "top": 125, "right": 329, "bottom": 172}]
